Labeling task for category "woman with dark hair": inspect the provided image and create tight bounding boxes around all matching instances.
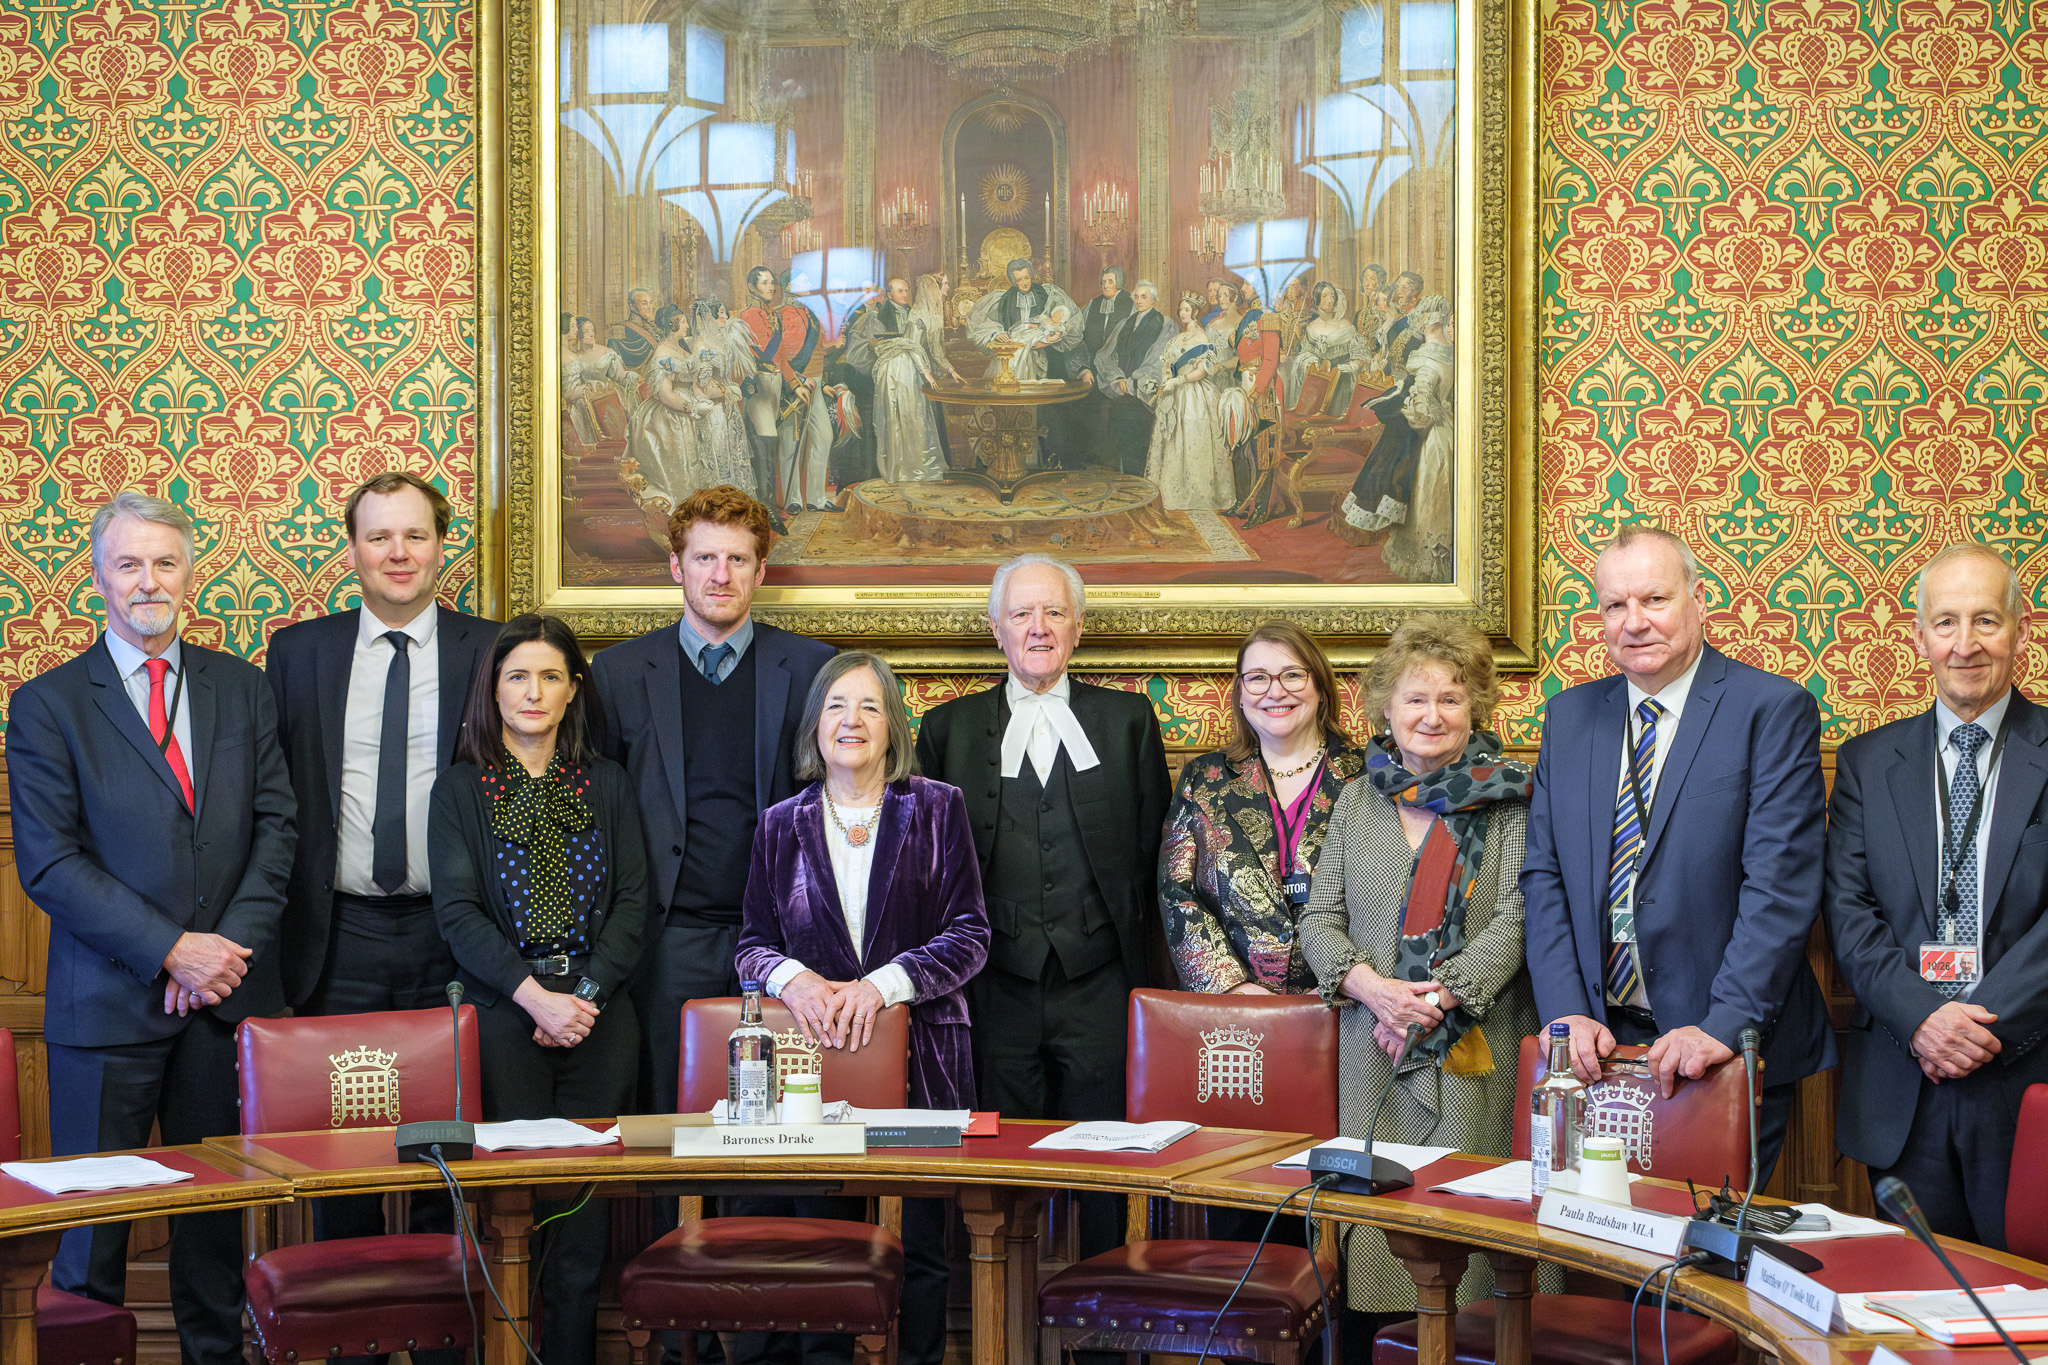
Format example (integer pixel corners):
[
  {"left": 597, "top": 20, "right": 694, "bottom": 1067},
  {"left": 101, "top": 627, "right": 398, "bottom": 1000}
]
[
  {"left": 429, "top": 613, "right": 648, "bottom": 1365},
  {"left": 1159, "top": 621, "right": 1366, "bottom": 994},
  {"left": 736, "top": 649, "right": 988, "bottom": 1365}
]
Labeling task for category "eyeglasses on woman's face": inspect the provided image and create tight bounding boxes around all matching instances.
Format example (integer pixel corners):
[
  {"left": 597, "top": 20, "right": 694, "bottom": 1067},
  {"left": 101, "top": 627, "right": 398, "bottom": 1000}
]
[{"left": 1239, "top": 668, "right": 1313, "bottom": 695}]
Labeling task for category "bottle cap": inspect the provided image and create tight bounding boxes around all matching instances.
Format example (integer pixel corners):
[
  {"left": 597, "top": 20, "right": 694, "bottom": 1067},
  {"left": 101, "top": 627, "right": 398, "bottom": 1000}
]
[
  {"left": 1549, "top": 1022, "right": 1570, "bottom": 1037},
  {"left": 740, "top": 979, "right": 761, "bottom": 992}
]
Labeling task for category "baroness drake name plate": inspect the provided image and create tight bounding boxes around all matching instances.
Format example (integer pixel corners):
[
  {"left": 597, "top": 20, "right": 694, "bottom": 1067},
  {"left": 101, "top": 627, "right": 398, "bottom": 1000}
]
[{"left": 672, "top": 1125, "right": 869, "bottom": 1157}]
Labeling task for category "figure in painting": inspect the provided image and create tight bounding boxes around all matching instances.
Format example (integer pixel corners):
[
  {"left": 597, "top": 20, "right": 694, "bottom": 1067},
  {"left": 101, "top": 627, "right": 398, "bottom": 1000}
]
[
  {"left": 966, "top": 259, "right": 1083, "bottom": 384},
  {"left": 738, "top": 266, "right": 836, "bottom": 520},
  {"left": 1375, "top": 271, "right": 1428, "bottom": 380},
  {"left": 609, "top": 288, "right": 663, "bottom": 372},
  {"left": 1144, "top": 293, "right": 1235, "bottom": 511},
  {"left": 1355, "top": 264, "right": 1388, "bottom": 336},
  {"left": 1382, "top": 304, "right": 1455, "bottom": 583},
  {"left": 1341, "top": 293, "right": 1452, "bottom": 566},
  {"left": 562, "top": 316, "right": 632, "bottom": 446},
  {"left": 855, "top": 277, "right": 961, "bottom": 484},
  {"left": 1090, "top": 280, "right": 1170, "bottom": 476},
  {"left": 1278, "top": 283, "right": 1368, "bottom": 416}
]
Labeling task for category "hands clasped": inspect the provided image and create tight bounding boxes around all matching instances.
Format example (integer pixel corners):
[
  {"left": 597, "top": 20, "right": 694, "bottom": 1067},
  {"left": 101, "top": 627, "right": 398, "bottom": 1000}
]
[
  {"left": 780, "top": 971, "right": 886, "bottom": 1051},
  {"left": 162, "top": 932, "right": 252, "bottom": 1016},
  {"left": 514, "top": 977, "right": 600, "bottom": 1048},
  {"left": 1339, "top": 962, "right": 1454, "bottom": 1059}
]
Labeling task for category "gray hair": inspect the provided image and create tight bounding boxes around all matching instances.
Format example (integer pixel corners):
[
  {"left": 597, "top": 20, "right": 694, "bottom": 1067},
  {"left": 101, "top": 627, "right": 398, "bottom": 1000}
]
[
  {"left": 1133, "top": 279, "right": 1158, "bottom": 299},
  {"left": 1100, "top": 265, "right": 1126, "bottom": 288},
  {"left": 1006, "top": 258, "right": 1033, "bottom": 278},
  {"left": 987, "top": 552, "right": 1086, "bottom": 623},
  {"left": 1916, "top": 542, "right": 2028, "bottom": 620},
  {"left": 90, "top": 492, "right": 195, "bottom": 577},
  {"left": 1599, "top": 524, "right": 1701, "bottom": 589},
  {"left": 793, "top": 651, "right": 918, "bottom": 785}
]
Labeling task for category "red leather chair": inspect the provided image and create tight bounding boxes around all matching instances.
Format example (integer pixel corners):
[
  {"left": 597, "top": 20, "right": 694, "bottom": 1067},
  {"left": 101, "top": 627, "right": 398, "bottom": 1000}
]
[
  {"left": 0, "top": 1028, "right": 137, "bottom": 1365},
  {"left": 1373, "top": 1039, "right": 1753, "bottom": 1365},
  {"left": 1038, "top": 990, "right": 1340, "bottom": 1365},
  {"left": 235, "top": 1009, "right": 484, "bottom": 1364},
  {"left": 2004, "top": 1083, "right": 2048, "bottom": 1262},
  {"left": 620, "top": 998, "right": 913, "bottom": 1365}
]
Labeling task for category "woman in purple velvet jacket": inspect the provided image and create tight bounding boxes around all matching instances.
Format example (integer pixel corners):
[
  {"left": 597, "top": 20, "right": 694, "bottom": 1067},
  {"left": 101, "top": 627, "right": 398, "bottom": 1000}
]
[{"left": 737, "top": 649, "right": 989, "bottom": 1365}]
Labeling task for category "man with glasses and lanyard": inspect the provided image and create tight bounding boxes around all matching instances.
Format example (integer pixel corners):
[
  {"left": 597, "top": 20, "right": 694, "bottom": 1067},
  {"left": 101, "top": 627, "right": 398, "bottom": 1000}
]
[{"left": 1826, "top": 544, "right": 2048, "bottom": 1247}]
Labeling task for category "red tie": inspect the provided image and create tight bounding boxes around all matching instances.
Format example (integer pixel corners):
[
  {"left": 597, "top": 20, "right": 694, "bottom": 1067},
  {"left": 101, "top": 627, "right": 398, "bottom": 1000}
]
[{"left": 145, "top": 657, "right": 195, "bottom": 812}]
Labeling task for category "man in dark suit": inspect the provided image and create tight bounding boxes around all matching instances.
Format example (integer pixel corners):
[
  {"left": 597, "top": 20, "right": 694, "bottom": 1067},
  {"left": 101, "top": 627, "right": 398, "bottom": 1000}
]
[
  {"left": 1520, "top": 525, "right": 1833, "bottom": 1180},
  {"left": 1091, "top": 281, "right": 1169, "bottom": 475},
  {"left": 7, "top": 492, "right": 295, "bottom": 1365},
  {"left": 264, "top": 471, "right": 495, "bottom": 1321},
  {"left": 1826, "top": 544, "right": 2047, "bottom": 1247},
  {"left": 915, "top": 552, "right": 1171, "bottom": 1254}
]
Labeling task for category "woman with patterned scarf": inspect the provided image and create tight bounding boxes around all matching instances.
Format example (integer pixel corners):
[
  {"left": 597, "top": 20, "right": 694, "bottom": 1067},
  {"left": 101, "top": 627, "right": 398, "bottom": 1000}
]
[
  {"left": 1300, "top": 612, "right": 1538, "bottom": 1343},
  {"left": 430, "top": 613, "right": 649, "bottom": 1365}
]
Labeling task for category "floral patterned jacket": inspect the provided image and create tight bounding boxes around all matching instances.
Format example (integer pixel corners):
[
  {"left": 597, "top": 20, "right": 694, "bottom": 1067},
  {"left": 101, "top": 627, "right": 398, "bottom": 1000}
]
[{"left": 1158, "top": 740, "right": 1369, "bottom": 993}]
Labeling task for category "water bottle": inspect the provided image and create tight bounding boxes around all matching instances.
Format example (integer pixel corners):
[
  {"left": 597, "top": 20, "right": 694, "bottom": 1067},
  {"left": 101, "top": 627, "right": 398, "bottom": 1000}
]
[
  {"left": 1530, "top": 1022, "right": 1584, "bottom": 1201},
  {"left": 728, "top": 981, "right": 775, "bottom": 1125}
]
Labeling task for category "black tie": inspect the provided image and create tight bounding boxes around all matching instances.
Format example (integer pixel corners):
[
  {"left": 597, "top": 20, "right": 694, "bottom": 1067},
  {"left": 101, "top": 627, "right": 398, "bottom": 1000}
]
[
  {"left": 373, "top": 631, "right": 411, "bottom": 895},
  {"left": 701, "top": 642, "right": 733, "bottom": 683}
]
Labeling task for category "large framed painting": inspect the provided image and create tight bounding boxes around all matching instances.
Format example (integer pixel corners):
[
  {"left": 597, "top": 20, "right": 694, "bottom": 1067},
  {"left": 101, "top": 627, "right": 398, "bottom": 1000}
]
[{"left": 495, "top": 0, "right": 1536, "bottom": 667}]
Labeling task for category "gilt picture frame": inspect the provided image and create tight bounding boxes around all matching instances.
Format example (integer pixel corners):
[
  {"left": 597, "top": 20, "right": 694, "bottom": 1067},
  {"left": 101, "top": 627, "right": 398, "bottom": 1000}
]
[{"left": 490, "top": 0, "right": 1538, "bottom": 669}]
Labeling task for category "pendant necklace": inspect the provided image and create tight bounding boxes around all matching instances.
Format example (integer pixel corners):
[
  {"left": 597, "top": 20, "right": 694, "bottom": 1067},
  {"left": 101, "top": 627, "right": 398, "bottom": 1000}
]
[{"left": 825, "top": 790, "right": 879, "bottom": 847}]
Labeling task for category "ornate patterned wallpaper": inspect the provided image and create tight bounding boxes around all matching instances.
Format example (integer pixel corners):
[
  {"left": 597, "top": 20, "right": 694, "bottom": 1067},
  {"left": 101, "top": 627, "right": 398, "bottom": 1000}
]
[
  {"left": 0, "top": 0, "right": 2040, "bottom": 751},
  {"left": 0, "top": 0, "right": 476, "bottom": 716}
]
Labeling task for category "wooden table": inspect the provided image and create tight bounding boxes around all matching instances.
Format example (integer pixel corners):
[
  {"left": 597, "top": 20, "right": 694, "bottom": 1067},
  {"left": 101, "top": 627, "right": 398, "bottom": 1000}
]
[
  {"left": 206, "top": 1120, "right": 1307, "bottom": 1365},
  {"left": 0, "top": 1146, "right": 292, "bottom": 1365}
]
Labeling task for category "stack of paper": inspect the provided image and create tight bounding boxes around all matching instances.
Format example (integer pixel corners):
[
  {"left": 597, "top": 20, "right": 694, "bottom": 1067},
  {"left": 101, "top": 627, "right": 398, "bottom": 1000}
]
[
  {"left": 1836, "top": 1295, "right": 1922, "bottom": 1335},
  {"left": 1859, "top": 1286, "right": 2048, "bottom": 1344},
  {"left": 471, "top": 1120, "right": 619, "bottom": 1151},
  {"left": 1427, "top": 1160, "right": 1641, "bottom": 1200},
  {"left": 1275, "top": 1138, "right": 1458, "bottom": 1171},
  {"left": 2, "top": 1156, "right": 195, "bottom": 1195},
  {"left": 1030, "top": 1121, "right": 1198, "bottom": 1153}
]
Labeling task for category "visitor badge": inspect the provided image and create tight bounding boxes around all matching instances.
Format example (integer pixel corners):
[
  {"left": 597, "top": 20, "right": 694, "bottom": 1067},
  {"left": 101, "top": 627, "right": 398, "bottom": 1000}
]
[
  {"left": 1919, "top": 942, "right": 1979, "bottom": 984},
  {"left": 1283, "top": 871, "right": 1312, "bottom": 905}
]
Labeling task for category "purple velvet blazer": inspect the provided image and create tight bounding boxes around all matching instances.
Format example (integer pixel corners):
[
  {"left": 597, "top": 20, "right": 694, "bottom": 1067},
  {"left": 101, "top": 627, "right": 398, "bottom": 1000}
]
[{"left": 737, "top": 775, "right": 991, "bottom": 1109}]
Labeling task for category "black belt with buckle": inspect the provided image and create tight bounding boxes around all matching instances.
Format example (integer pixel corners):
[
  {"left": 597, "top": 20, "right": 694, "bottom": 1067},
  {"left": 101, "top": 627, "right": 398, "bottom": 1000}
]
[{"left": 523, "top": 954, "right": 590, "bottom": 978}]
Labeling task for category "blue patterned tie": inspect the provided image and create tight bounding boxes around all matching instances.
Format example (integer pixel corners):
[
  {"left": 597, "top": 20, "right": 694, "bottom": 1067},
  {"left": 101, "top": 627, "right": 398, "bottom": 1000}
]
[
  {"left": 700, "top": 642, "right": 733, "bottom": 683},
  {"left": 1937, "top": 722, "right": 1989, "bottom": 999},
  {"left": 1605, "top": 698, "right": 1662, "bottom": 1009}
]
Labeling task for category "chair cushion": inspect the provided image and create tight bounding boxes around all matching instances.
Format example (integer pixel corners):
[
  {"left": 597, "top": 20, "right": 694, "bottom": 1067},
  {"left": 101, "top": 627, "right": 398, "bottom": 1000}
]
[
  {"left": 1373, "top": 1296, "right": 1740, "bottom": 1365},
  {"left": 620, "top": 1217, "right": 905, "bottom": 1334},
  {"left": 244, "top": 1234, "right": 481, "bottom": 1362},
  {"left": 36, "top": 1287, "right": 135, "bottom": 1365},
  {"left": 1039, "top": 1240, "right": 1328, "bottom": 1342}
]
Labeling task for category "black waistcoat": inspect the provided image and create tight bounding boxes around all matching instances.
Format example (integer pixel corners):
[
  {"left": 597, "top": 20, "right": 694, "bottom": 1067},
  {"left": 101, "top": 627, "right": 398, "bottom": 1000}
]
[
  {"left": 674, "top": 642, "right": 759, "bottom": 919},
  {"left": 985, "top": 750, "right": 1115, "bottom": 980}
]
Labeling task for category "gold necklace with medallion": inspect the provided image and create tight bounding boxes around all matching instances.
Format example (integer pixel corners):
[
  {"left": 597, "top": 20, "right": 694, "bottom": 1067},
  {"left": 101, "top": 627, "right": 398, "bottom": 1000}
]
[{"left": 824, "top": 790, "right": 881, "bottom": 846}]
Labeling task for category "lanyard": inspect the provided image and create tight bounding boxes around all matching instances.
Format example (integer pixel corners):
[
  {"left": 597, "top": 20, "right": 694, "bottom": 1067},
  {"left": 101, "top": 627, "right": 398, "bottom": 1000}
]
[
  {"left": 1264, "top": 757, "right": 1324, "bottom": 882},
  {"left": 1934, "top": 716, "right": 2009, "bottom": 917},
  {"left": 154, "top": 658, "right": 185, "bottom": 761},
  {"left": 1622, "top": 702, "right": 1656, "bottom": 871}
]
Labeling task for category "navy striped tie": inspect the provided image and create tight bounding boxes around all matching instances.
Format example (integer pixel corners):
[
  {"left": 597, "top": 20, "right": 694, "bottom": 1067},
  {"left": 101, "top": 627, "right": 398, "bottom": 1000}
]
[{"left": 1605, "top": 698, "right": 1661, "bottom": 1008}]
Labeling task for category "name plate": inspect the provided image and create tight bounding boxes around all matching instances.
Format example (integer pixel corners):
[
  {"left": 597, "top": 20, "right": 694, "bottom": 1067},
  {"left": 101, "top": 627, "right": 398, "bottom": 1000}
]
[
  {"left": 672, "top": 1124, "right": 868, "bottom": 1157},
  {"left": 1537, "top": 1190, "right": 1687, "bottom": 1256},
  {"left": 1745, "top": 1249, "right": 1842, "bottom": 1333}
]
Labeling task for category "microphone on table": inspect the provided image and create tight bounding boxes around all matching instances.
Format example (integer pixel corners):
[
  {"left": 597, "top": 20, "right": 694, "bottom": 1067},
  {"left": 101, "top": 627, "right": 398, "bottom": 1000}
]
[
  {"left": 1734, "top": 1027, "right": 1763, "bottom": 1234},
  {"left": 397, "top": 980, "right": 477, "bottom": 1164},
  {"left": 1874, "top": 1177, "right": 2029, "bottom": 1365},
  {"left": 1679, "top": 1028, "right": 1821, "bottom": 1278},
  {"left": 1306, "top": 999, "right": 1434, "bottom": 1195}
]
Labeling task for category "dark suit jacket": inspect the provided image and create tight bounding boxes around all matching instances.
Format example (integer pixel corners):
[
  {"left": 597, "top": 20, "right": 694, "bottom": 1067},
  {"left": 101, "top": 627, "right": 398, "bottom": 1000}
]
[
  {"left": 7, "top": 635, "right": 297, "bottom": 1046},
  {"left": 591, "top": 620, "right": 837, "bottom": 911},
  {"left": 914, "top": 679, "right": 1171, "bottom": 988},
  {"left": 1519, "top": 643, "right": 1836, "bottom": 1085},
  {"left": 1825, "top": 689, "right": 2048, "bottom": 1169},
  {"left": 264, "top": 605, "right": 498, "bottom": 1006}
]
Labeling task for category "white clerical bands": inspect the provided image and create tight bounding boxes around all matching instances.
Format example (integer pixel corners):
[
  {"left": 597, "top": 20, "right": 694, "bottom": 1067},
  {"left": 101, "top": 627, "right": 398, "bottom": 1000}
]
[{"left": 1000, "top": 691, "right": 1102, "bottom": 781}]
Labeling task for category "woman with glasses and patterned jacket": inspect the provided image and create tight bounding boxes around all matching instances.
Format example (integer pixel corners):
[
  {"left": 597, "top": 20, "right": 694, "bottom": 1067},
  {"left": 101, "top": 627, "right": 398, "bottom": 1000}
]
[{"left": 1158, "top": 620, "right": 1367, "bottom": 996}]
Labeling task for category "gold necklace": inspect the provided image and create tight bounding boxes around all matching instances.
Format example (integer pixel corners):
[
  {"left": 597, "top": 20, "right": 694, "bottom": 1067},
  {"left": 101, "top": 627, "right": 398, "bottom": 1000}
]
[
  {"left": 824, "top": 790, "right": 880, "bottom": 846},
  {"left": 1265, "top": 744, "right": 1326, "bottom": 780}
]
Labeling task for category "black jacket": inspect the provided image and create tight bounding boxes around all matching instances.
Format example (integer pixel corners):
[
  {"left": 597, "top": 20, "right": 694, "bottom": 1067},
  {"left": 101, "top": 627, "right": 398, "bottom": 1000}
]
[
  {"left": 914, "top": 678, "right": 1171, "bottom": 987},
  {"left": 429, "top": 757, "right": 650, "bottom": 1007},
  {"left": 1826, "top": 689, "right": 2048, "bottom": 1168},
  {"left": 264, "top": 605, "right": 499, "bottom": 1006}
]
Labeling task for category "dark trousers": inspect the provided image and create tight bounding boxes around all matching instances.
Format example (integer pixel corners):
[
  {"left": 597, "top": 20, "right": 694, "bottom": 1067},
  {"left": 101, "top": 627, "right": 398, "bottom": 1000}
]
[
  {"left": 1871, "top": 1071, "right": 2016, "bottom": 1250},
  {"left": 973, "top": 955, "right": 1131, "bottom": 1259},
  {"left": 300, "top": 896, "right": 464, "bottom": 1365},
  {"left": 1606, "top": 1012, "right": 1796, "bottom": 1186},
  {"left": 633, "top": 911, "right": 743, "bottom": 1365},
  {"left": 478, "top": 983, "right": 640, "bottom": 1365},
  {"left": 49, "top": 1013, "right": 244, "bottom": 1365}
]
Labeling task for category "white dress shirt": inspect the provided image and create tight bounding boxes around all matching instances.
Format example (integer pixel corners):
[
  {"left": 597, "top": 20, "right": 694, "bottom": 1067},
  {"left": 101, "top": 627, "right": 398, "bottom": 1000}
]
[
  {"left": 1609, "top": 647, "right": 1703, "bottom": 1010},
  {"left": 765, "top": 796, "right": 915, "bottom": 1007},
  {"left": 1932, "top": 687, "right": 2011, "bottom": 987},
  {"left": 104, "top": 630, "right": 192, "bottom": 764},
  {"left": 1002, "top": 674, "right": 1101, "bottom": 783},
  {"left": 335, "top": 604, "right": 440, "bottom": 897}
]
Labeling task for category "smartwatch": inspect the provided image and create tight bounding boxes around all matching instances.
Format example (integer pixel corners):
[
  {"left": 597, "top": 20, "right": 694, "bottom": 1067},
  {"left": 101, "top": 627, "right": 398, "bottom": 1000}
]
[{"left": 572, "top": 976, "right": 605, "bottom": 1007}]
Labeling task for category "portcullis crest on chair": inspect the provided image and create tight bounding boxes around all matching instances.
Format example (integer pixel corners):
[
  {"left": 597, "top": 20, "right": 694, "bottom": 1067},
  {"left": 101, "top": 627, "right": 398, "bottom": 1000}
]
[
  {"left": 1585, "top": 1076, "right": 1655, "bottom": 1169},
  {"left": 328, "top": 1046, "right": 402, "bottom": 1126},
  {"left": 1196, "top": 1025, "right": 1265, "bottom": 1104}
]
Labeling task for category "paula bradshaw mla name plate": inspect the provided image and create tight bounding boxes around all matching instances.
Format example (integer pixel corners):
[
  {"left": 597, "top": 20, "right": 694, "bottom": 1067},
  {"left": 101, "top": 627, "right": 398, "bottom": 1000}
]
[
  {"left": 672, "top": 1124, "right": 869, "bottom": 1157},
  {"left": 1536, "top": 1190, "right": 1688, "bottom": 1257}
]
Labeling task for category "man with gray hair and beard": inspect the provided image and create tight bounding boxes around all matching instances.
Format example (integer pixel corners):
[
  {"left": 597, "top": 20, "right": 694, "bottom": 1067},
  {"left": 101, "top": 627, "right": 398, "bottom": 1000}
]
[
  {"left": 915, "top": 552, "right": 1170, "bottom": 1257},
  {"left": 7, "top": 491, "right": 296, "bottom": 1365}
]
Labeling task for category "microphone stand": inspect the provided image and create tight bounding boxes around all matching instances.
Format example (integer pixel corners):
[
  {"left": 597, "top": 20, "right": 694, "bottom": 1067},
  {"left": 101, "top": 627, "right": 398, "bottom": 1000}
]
[
  {"left": 1308, "top": 1016, "right": 1427, "bottom": 1195},
  {"left": 1679, "top": 1027, "right": 1819, "bottom": 1277},
  {"left": 1875, "top": 1176, "right": 2029, "bottom": 1365},
  {"left": 397, "top": 980, "right": 477, "bottom": 1163}
]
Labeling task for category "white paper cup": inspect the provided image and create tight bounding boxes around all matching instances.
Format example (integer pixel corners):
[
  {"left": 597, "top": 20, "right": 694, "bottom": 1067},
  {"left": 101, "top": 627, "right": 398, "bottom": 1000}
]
[
  {"left": 782, "top": 1073, "right": 823, "bottom": 1125},
  {"left": 1578, "top": 1137, "right": 1630, "bottom": 1205}
]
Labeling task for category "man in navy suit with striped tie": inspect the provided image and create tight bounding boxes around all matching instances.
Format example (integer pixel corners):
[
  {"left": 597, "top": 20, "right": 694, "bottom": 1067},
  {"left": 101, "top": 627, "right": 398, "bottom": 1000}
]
[{"left": 1520, "top": 525, "right": 1834, "bottom": 1180}]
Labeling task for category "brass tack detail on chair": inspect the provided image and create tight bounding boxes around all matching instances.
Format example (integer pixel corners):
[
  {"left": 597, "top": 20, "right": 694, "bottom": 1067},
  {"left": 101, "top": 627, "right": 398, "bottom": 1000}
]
[
  {"left": 406, "top": 1340, "right": 417, "bottom": 1350},
  {"left": 366, "top": 1342, "right": 377, "bottom": 1352},
  {"left": 443, "top": 1337, "right": 455, "bottom": 1346}
]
